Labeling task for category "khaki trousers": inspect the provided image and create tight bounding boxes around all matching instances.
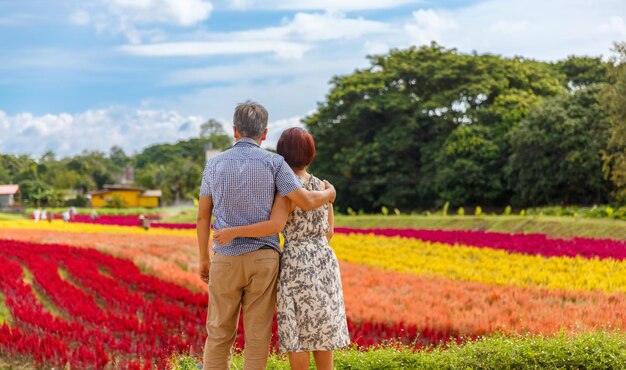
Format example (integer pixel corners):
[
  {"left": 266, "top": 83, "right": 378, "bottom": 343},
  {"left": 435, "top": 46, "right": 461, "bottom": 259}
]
[{"left": 203, "top": 249, "right": 279, "bottom": 370}]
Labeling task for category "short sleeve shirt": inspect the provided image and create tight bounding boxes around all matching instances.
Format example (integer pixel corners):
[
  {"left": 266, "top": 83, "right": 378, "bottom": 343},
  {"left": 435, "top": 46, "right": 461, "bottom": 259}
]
[{"left": 199, "top": 137, "right": 303, "bottom": 255}]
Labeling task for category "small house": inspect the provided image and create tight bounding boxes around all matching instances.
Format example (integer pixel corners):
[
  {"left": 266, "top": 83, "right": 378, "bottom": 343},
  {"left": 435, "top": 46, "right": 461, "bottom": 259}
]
[
  {"left": 0, "top": 184, "right": 20, "bottom": 209},
  {"left": 89, "top": 185, "right": 161, "bottom": 208}
]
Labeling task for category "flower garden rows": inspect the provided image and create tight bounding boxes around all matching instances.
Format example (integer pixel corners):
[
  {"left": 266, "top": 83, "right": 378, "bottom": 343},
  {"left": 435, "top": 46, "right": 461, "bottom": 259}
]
[
  {"left": 0, "top": 239, "right": 458, "bottom": 368},
  {"left": 1, "top": 219, "right": 626, "bottom": 367}
]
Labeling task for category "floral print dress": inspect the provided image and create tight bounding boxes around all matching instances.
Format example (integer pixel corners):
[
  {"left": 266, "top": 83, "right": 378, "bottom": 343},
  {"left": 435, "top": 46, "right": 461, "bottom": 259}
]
[{"left": 277, "top": 175, "right": 350, "bottom": 352}]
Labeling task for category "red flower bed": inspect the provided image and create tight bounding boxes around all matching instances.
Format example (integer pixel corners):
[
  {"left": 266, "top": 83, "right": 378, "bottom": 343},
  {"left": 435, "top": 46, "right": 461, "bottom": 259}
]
[
  {"left": 335, "top": 227, "right": 626, "bottom": 260},
  {"left": 0, "top": 239, "right": 460, "bottom": 368}
]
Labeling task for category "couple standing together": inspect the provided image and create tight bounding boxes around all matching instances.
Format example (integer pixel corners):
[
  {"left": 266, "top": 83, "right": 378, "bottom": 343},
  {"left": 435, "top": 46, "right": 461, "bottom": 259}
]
[{"left": 196, "top": 101, "right": 350, "bottom": 370}]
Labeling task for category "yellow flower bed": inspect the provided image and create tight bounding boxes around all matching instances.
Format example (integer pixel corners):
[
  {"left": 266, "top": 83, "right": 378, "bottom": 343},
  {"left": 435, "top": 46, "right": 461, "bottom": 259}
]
[
  {"left": 0, "top": 220, "right": 196, "bottom": 237},
  {"left": 330, "top": 233, "right": 626, "bottom": 293}
]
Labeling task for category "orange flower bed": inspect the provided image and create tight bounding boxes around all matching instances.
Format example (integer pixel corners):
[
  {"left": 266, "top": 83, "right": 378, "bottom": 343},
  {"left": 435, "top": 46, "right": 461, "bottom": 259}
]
[{"left": 340, "top": 260, "right": 626, "bottom": 335}]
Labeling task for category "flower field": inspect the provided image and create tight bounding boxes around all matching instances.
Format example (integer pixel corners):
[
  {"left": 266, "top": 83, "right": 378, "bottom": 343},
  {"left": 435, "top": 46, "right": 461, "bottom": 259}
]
[{"left": 0, "top": 218, "right": 625, "bottom": 368}]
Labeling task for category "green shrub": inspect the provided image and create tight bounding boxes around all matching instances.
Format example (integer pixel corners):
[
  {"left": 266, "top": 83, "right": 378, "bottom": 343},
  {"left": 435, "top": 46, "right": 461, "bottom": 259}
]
[
  {"left": 474, "top": 206, "right": 482, "bottom": 216},
  {"left": 171, "top": 331, "right": 626, "bottom": 370},
  {"left": 442, "top": 202, "right": 450, "bottom": 216}
]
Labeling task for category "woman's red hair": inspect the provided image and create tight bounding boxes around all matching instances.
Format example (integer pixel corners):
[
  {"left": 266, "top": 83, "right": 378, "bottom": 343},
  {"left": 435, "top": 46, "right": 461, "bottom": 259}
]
[{"left": 277, "top": 127, "right": 316, "bottom": 169}]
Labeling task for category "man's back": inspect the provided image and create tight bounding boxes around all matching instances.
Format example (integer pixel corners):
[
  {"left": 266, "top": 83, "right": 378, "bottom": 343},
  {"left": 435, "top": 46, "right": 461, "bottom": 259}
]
[{"left": 200, "top": 137, "right": 301, "bottom": 255}]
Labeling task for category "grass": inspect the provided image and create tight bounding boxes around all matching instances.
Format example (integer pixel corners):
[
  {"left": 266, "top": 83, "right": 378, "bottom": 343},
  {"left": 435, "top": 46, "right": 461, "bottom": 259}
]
[
  {"left": 0, "top": 212, "right": 26, "bottom": 221},
  {"left": 21, "top": 266, "right": 63, "bottom": 318},
  {"left": 161, "top": 207, "right": 626, "bottom": 240},
  {"left": 171, "top": 331, "right": 626, "bottom": 369},
  {"left": 0, "top": 293, "right": 12, "bottom": 326},
  {"left": 333, "top": 215, "right": 626, "bottom": 239}
]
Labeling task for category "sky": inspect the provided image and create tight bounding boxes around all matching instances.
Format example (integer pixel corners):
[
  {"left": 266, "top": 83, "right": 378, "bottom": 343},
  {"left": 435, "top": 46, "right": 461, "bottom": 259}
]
[{"left": 0, "top": 0, "right": 625, "bottom": 157}]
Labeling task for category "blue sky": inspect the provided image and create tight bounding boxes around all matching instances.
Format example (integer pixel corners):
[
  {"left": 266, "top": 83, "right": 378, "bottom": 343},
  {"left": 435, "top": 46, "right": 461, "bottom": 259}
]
[{"left": 1, "top": 0, "right": 625, "bottom": 157}]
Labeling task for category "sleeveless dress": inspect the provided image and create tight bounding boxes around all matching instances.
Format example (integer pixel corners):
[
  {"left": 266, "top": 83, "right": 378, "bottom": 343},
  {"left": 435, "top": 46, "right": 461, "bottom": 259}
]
[{"left": 276, "top": 175, "right": 351, "bottom": 352}]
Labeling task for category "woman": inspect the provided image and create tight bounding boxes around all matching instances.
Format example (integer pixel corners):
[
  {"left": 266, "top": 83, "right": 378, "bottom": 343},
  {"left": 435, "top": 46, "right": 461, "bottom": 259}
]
[{"left": 213, "top": 127, "right": 350, "bottom": 370}]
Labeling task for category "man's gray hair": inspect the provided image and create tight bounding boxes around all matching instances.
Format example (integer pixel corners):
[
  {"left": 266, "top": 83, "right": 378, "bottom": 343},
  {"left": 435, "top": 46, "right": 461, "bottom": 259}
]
[{"left": 233, "top": 101, "right": 269, "bottom": 139}]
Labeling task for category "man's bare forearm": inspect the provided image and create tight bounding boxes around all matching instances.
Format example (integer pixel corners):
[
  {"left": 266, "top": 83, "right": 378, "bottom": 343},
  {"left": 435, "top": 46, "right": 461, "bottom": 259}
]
[
  {"left": 197, "top": 215, "right": 212, "bottom": 260},
  {"left": 197, "top": 196, "right": 214, "bottom": 261}
]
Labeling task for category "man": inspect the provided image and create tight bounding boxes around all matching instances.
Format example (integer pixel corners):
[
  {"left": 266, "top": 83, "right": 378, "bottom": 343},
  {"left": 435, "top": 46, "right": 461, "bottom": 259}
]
[{"left": 197, "top": 101, "right": 336, "bottom": 370}]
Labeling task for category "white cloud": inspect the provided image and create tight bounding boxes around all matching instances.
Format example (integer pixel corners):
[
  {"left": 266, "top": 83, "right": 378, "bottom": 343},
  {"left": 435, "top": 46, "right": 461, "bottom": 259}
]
[
  {"left": 0, "top": 108, "right": 207, "bottom": 157},
  {"left": 489, "top": 20, "right": 528, "bottom": 34},
  {"left": 69, "top": 10, "right": 91, "bottom": 26},
  {"left": 401, "top": 1, "right": 626, "bottom": 60},
  {"left": 74, "top": 0, "right": 212, "bottom": 42},
  {"left": 0, "top": 107, "right": 305, "bottom": 156},
  {"left": 120, "top": 11, "right": 387, "bottom": 58},
  {"left": 599, "top": 16, "right": 626, "bottom": 36},
  {"left": 106, "top": 0, "right": 212, "bottom": 26},
  {"left": 263, "top": 116, "right": 305, "bottom": 150},
  {"left": 404, "top": 9, "right": 458, "bottom": 46},
  {"left": 252, "top": 11, "right": 389, "bottom": 42},
  {"left": 228, "top": 0, "right": 419, "bottom": 11},
  {"left": 120, "top": 41, "right": 313, "bottom": 59}
]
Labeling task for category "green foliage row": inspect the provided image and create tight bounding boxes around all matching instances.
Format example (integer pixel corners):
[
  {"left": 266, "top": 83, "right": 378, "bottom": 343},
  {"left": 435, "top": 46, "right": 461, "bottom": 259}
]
[
  {"left": 527, "top": 205, "right": 626, "bottom": 220},
  {"left": 171, "top": 331, "right": 626, "bottom": 370},
  {"left": 339, "top": 203, "right": 626, "bottom": 221},
  {"left": 306, "top": 42, "right": 625, "bottom": 211}
]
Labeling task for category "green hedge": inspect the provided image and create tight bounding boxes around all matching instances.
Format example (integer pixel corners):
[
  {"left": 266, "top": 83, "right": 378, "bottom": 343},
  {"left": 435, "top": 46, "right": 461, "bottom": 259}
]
[
  {"left": 527, "top": 205, "right": 626, "bottom": 220},
  {"left": 170, "top": 331, "right": 626, "bottom": 369}
]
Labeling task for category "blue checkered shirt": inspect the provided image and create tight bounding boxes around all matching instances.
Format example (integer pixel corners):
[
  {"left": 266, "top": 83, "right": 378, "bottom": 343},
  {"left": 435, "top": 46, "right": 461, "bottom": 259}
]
[{"left": 199, "top": 137, "right": 303, "bottom": 255}]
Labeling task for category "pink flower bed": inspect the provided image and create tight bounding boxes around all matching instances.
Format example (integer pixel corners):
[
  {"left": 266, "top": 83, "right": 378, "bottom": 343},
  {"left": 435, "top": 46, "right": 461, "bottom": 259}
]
[{"left": 335, "top": 227, "right": 626, "bottom": 260}]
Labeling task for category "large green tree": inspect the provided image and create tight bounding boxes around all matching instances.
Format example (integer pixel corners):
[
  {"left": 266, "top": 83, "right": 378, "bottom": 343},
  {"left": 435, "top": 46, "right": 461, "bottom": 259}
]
[
  {"left": 602, "top": 42, "right": 626, "bottom": 203},
  {"left": 507, "top": 84, "right": 612, "bottom": 206},
  {"left": 434, "top": 125, "right": 503, "bottom": 207},
  {"left": 306, "top": 43, "right": 563, "bottom": 211}
]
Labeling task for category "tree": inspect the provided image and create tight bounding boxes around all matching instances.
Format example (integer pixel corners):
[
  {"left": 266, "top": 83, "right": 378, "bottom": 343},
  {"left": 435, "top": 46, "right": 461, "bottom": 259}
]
[
  {"left": 109, "top": 146, "right": 129, "bottom": 167},
  {"left": 507, "top": 84, "right": 612, "bottom": 206},
  {"left": 200, "top": 119, "right": 233, "bottom": 151},
  {"left": 555, "top": 56, "right": 609, "bottom": 90},
  {"left": 601, "top": 42, "right": 626, "bottom": 203},
  {"left": 306, "top": 43, "right": 563, "bottom": 211},
  {"left": 200, "top": 119, "right": 226, "bottom": 137},
  {"left": 435, "top": 125, "right": 503, "bottom": 207}
]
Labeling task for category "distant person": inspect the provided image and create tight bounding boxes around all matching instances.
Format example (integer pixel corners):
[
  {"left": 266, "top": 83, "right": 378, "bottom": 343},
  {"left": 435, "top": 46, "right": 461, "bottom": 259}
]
[
  {"left": 214, "top": 127, "right": 349, "bottom": 370},
  {"left": 33, "top": 208, "right": 41, "bottom": 222},
  {"left": 90, "top": 210, "right": 98, "bottom": 220},
  {"left": 41, "top": 209, "right": 47, "bottom": 221},
  {"left": 197, "top": 101, "right": 336, "bottom": 370},
  {"left": 69, "top": 206, "right": 77, "bottom": 220},
  {"left": 62, "top": 210, "right": 70, "bottom": 223},
  {"left": 139, "top": 213, "right": 150, "bottom": 230}
]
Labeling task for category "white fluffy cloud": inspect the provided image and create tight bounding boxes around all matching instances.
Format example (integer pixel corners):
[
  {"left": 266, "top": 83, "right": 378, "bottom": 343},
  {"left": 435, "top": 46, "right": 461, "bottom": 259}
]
[
  {"left": 404, "top": 9, "right": 458, "bottom": 46},
  {"left": 0, "top": 108, "right": 206, "bottom": 157},
  {"left": 263, "top": 116, "right": 305, "bottom": 150},
  {"left": 71, "top": 0, "right": 212, "bottom": 43},
  {"left": 0, "top": 108, "right": 303, "bottom": 156},
  {"left": 120, "top": 41, "right": 313, "bottom": 59},
  {"left": 107, "top": 0, "right": 213, "bottom": 26},
  {"left": 120, "top": 11, "right": 387, "bottom": 58},
  {"left": 403, "top": 0, "right": 626, "bottom": 60}
]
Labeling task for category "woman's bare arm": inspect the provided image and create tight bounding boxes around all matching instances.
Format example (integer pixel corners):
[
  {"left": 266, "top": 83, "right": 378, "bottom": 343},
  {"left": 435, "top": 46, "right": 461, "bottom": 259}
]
[
  {"left": 326, "top": 203, "right": 334, "bottom": 242},
  {"left": 213, "top": 194, "right": 291, "bottom": 245}
]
